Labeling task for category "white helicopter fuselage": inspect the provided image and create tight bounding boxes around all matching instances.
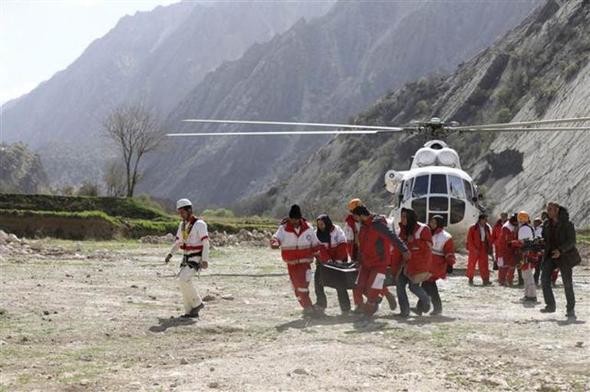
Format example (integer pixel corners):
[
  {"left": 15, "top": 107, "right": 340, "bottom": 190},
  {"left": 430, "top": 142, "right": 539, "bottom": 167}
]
[{"left": 384, "top": 140, "right": 483, "bottom": 240}]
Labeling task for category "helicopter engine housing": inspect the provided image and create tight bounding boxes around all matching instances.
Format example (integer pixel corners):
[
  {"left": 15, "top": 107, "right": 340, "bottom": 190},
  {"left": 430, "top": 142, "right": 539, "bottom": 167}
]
[{"left": 384, "top": 170, "right": 405, "bottom": 194}]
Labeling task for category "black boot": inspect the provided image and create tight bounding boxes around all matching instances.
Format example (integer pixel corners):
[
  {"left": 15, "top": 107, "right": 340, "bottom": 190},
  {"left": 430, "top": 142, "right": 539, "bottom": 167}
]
[
  {"left": 182, "top": 302, "right": 205, "bottom": 318},
  {"left": 384, "top": 291, "right": 398, "bottom": 311},
  {"left": 424, "top": 281, "right": 442, "bottom": 315},
  {"left": 540, "top": 306, "right": 556, "bottom": 313}
]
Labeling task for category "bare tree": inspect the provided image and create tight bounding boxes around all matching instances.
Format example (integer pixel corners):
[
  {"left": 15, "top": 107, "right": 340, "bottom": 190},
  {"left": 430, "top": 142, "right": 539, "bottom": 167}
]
[
  {"left": 103, "top": 105, "right": 164, "bottom": 197},
  {"left": 103, "top": 160, "right": 127, "bottom": 197}
]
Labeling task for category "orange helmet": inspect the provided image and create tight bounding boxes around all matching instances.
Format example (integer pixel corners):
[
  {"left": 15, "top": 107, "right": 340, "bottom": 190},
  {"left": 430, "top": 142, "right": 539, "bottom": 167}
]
[
  {"left": 517, "top": 211, "right": 530, "bottom": 224},
  {"left": 348, "top": 198, "right": 363, "bottom": 212}
]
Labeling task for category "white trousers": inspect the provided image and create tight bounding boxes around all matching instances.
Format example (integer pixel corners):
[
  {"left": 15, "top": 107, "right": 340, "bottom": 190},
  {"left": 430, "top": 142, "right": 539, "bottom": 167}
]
[
  {"left": 522, "top": 268, "right": 536, "bottom": 298},
  {"left": 178, "top": 265, "right": 202, "bottom": 313}
]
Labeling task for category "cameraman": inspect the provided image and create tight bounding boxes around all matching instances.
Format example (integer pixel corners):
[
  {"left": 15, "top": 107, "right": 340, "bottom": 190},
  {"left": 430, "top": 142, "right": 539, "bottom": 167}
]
[
  {"left": 533, "top": 217, "right": 543, "bottom": 285},
  {"left": 540, "top": 202, "right": 581, "bottom": 319}
]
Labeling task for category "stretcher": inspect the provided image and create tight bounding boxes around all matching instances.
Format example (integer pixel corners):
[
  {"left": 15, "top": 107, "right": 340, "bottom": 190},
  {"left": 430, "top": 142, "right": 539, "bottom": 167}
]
[{"left": 319, "top": 262, "right": 396, "bottom": 289}]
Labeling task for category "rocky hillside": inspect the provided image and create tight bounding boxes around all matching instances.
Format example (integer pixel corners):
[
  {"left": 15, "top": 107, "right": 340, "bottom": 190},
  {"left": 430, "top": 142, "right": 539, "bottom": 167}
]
[
  {"left": 250, "top": 0, "right": 590, "bottom": 228},
  {"left": 142, "top": 0, "right": 541, "bottom": 205},
  {"left": 1, "top": 1, "right": 333, "bottom": 186},
  {"left": 0, "top": 143, "right": 49, "bottom": 194}
]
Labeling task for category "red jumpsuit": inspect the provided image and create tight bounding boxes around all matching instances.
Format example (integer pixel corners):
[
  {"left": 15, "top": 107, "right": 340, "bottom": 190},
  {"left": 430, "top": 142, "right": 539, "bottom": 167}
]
[
  {"left": 394, "top": 222, "right": 433, "bottom": 282},
  {"left": 491, "top": 219, "right": 504, "bottom": 264},
  {"left": 345, "top": 214, "right": 394, "bottom": 306},
  {"left": 344, "top": 214, "right": 360, "bottom": 261},
  {"left": 354, "top": 215, "right": 408, "bottom": 315},
  {"left": 466, "top": 223, "right": 492, "bottom": 282},
  {"left": 497, "top": 221, "right": 518, "bottom": 285},
  {"left": 271, "top": 219, "right": 321, "bottom": 309}
]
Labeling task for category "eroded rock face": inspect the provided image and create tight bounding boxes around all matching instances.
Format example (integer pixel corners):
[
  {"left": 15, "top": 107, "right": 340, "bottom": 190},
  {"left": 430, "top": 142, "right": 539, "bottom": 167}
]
[
  {"left": 258, "top": 0, "right": 589, "bottom": 229},
  {"left": 487, "top": 64, "right": 590, "bottom": 226}
]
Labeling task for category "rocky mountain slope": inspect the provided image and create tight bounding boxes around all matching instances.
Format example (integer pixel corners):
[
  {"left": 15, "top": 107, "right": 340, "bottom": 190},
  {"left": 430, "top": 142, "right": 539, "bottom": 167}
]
[
  {"left": 142, "top": 0, "right": 541, "bottom": 206},
  {"left": 1, "top": 1, "right": 333, "bottom": 186},
  {"left": 251, "top": 0, "right": 590, "bottom": 228}
]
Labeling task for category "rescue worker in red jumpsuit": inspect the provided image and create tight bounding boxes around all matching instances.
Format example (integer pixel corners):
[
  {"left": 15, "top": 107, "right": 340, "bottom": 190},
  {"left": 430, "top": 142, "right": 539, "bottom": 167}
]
[
  {"left": 394, "top": 208, "right": 433, "bottom": 317},
  {"left": 420, "top": 215, "right": 456, "bottom": 315},
  {"left": 498, "top": 214, "right": 519, "bottom": 286},
  {"left": 344, "top": 198, "right": 363, "bottom": 261},
  {"left": 271, "top": 205, "right": 322, "bottom": 318},
  {"left": 491, "top": 212, "right": 508, "bottom": 273},
  {"left": 466, "top": 214, "right": 492, "bottom": 286},
  {"left": 344, "top": 198, "right": 397, "bottom": 313},
  {"left": 350, "top": 205, "right": 409, "bottom": 317}
]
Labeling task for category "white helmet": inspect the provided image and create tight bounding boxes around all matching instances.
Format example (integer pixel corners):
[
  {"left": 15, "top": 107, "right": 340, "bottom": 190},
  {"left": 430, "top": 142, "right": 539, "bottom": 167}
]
[{"left": 176, "top": 198, "right": 192, "bottom": 210}]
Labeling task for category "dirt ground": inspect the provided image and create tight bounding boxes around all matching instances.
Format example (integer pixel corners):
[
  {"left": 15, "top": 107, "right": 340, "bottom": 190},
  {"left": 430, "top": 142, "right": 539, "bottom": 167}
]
[{"left": 1, "top": 240, "right": 588, "bottom": 391}]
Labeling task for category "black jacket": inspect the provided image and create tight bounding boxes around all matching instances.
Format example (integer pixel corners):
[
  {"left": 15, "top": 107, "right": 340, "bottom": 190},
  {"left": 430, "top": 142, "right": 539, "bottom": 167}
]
[{"left": 542, "top": 207, "right": 580, "bottom": 268}]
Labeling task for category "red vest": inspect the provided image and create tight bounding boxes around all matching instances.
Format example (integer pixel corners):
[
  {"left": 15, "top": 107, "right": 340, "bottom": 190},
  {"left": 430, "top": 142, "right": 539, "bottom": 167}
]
[
  {"left": 317, "top": 225, "right": 349, "bottom": 263},
  {"left": 429, "top": 227, "right": 455, "bottom": 281},
  {"left": 398, "top": 222, "right": 433, "bottom": 278},
  {"left": 271, "top": 219, "right": 320, "bottom": 264},
  {"left": 498, "top": 221, "right": 518, "bottom": 266}
]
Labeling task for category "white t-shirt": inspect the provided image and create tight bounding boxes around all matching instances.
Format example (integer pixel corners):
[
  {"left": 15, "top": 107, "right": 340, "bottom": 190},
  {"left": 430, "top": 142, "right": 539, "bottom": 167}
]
[{"left": 518, "top": 224, "right": 534, "bottom": 241}]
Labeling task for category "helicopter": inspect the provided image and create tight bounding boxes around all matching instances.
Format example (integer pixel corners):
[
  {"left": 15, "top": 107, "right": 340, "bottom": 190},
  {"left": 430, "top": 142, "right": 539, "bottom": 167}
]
[{"left": 167, "top": 116, "right": 590, "bottom": 237}]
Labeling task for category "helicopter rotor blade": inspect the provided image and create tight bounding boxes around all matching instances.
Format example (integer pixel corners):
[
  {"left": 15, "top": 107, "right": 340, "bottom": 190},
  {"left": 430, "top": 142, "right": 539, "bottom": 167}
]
[
  {"left": 452, "top": 126, "right": 590, "bottom": 132},
  {"left": 454, "top": 117, "right": 590, "bottom": 130},
  {"left": 182, "top": 118, "right": 405, "bottom": 131},
  {"left": 167, "top": 130, "right": 380, "bottom": 137}
]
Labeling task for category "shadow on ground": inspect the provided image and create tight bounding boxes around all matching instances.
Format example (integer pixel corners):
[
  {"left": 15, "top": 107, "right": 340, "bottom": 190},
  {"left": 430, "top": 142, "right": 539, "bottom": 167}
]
[
  {"left": 275, "top": 314, "right": 355, "bottom": 332},
  {"left": 149, "top": 316, "right": 197, "bottom": 332},
  {"left": 275, "top": 313, "right": 457, "bottom": 333}
]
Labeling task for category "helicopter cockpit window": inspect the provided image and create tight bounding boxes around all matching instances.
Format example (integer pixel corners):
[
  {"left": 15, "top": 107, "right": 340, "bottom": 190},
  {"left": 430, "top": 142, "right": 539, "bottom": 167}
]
[
  {"left": 450, "top": 198, "right": 466, "bottom": 224},
  {"left": 449, "top": 175, "right": 466, "bottom": 199},
  {"left": 429, "top": 196, "right": 448, "bottom": 212},
  {"left": 430, "top": 174, "right": 447, "bottom": 194},
  {"left": 411, "top": 198, "right": 427, "bottom": 223},
  {"left": 412, "top": 175, "right": 428, "bottom": 198}
]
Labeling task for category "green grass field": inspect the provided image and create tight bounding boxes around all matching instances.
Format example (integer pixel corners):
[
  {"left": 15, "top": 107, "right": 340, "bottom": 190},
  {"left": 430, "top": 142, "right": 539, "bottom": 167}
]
[{"left": 0, "top": 194, "right": 276, "bottom": 240}]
